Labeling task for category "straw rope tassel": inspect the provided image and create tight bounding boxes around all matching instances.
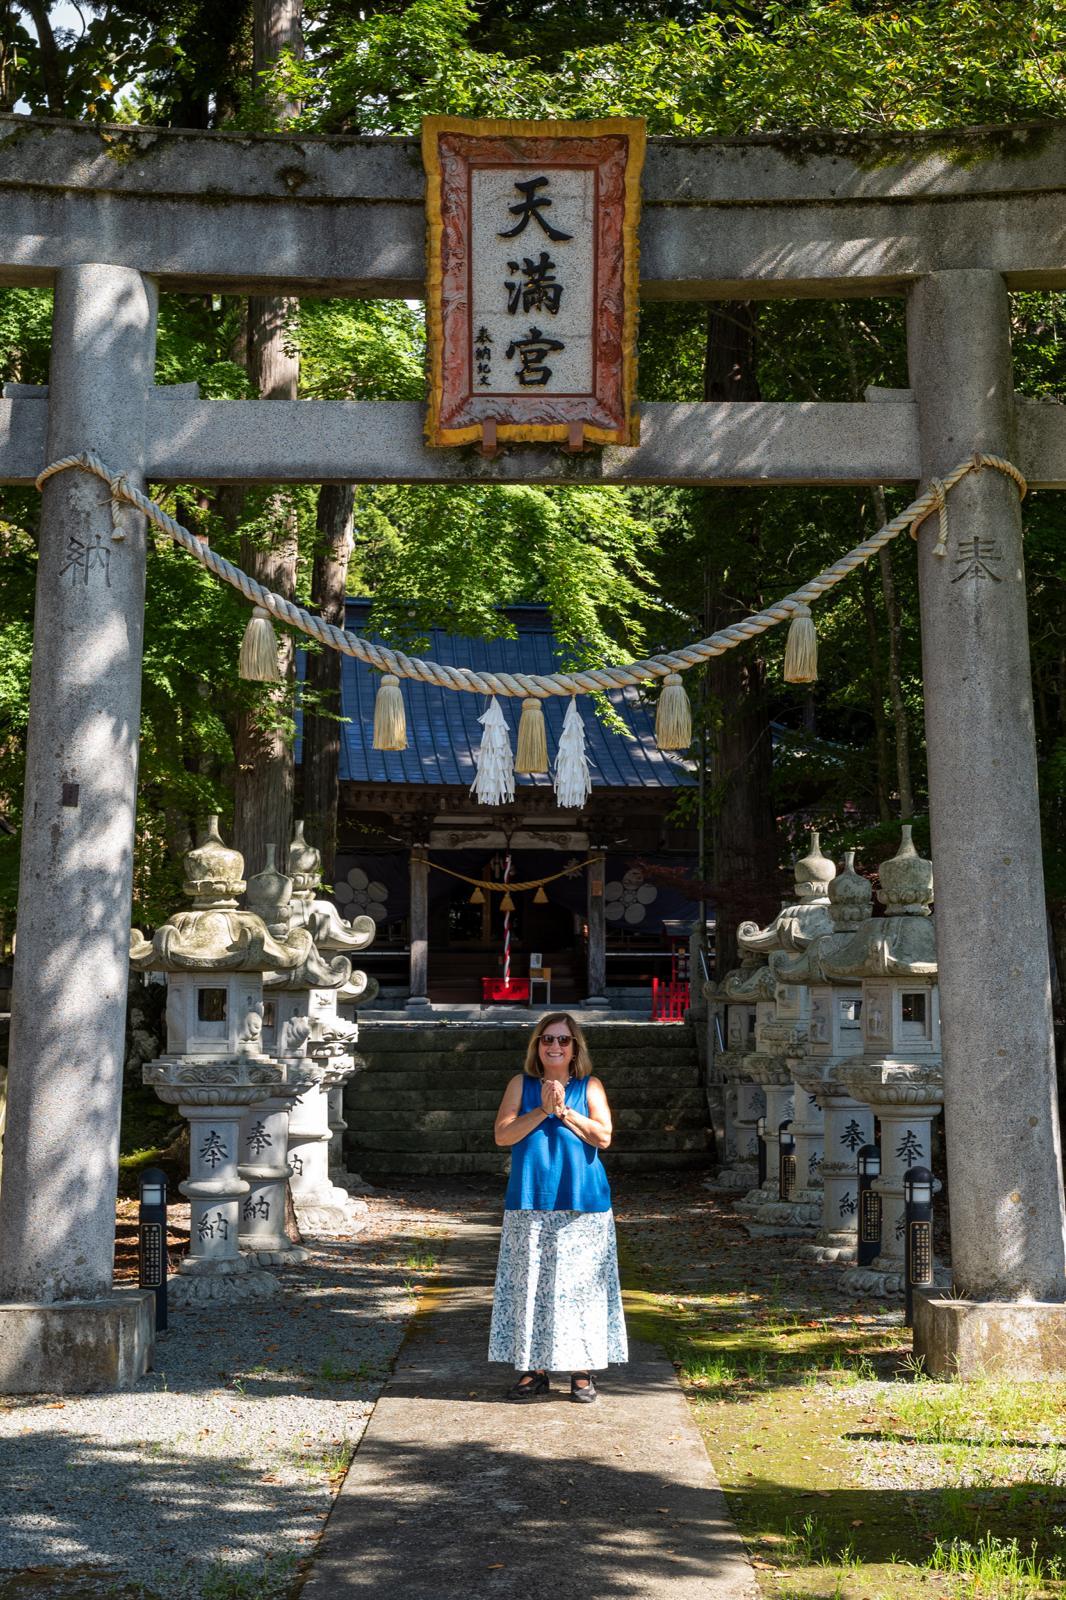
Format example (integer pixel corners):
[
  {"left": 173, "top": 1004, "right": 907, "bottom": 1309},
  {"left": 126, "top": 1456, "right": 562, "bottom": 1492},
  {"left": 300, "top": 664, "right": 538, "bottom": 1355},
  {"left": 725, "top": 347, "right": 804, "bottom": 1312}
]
[
  {"left": 471, "top": 696, "right": 515, "bottom": 805},
  {"left": 239, "top": 606, "right": 282, "bottom": 682},
  {"left": 783, "top": 602, "right": 818, "bottom": 684},
  {"left": 373, "top": 672, "right": 407, "bottom": 750},
  {"left": 655, "top": 672, "right": 692, "bottom": 750},
  {"left": 554, "top": 696, "right": 592, "bottom": 809},
  {"left": 515, "top": 694, "right": 549, "bottom": 773}
]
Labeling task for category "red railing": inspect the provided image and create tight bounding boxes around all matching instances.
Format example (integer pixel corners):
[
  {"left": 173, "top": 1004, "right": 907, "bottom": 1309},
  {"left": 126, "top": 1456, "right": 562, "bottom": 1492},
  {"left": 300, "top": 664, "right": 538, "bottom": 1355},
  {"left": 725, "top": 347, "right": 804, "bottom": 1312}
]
[{"left": 651, "top": 976, "right": 690, "bottom": 1021}]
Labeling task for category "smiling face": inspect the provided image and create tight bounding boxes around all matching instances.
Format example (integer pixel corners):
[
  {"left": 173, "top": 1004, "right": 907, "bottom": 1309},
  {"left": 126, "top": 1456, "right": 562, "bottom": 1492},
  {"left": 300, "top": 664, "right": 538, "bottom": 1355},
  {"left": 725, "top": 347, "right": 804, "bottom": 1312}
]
[{"left": 537, "top": 1023, "right": 575, "bottom": 1077}]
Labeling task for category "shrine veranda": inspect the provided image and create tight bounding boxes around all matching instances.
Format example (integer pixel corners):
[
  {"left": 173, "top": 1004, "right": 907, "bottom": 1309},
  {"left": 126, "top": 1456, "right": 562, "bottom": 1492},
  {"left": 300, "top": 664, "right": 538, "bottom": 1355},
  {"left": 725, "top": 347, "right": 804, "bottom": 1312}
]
[{"left": 0, "top": 113, "right": 1064, "bottom": 1390}]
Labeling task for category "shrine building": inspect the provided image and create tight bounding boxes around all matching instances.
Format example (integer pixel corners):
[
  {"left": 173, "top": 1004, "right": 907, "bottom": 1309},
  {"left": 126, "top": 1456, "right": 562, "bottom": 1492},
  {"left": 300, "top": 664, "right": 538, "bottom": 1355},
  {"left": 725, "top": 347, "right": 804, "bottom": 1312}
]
[{"left": 307, "top": 602, "right": 700, "bottom": 1010}]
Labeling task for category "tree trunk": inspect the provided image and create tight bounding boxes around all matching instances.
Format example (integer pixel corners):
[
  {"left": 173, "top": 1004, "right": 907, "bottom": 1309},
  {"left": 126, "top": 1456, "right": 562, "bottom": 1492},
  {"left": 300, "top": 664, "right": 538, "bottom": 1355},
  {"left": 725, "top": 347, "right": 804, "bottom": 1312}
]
[
  {"left": 254, "top": 0, "right": 303, "bottom": 123},
  {"left": 871, "top": 486, "right": 915, "bottom": 819},
  {"left": 303, "top": 484, "right": 354, "bottom": 885},
  {"left": 22, "top": 1, "right": 64, "bottom": 114},
  {"left": 232, "top": 0, "right": 304, "bottom": 876},
  {"left": 858, "top": 557, "right": 893, "bottom": 823},
  {"left": 703, "top": 303, "right": 779, "bottom": 978}
]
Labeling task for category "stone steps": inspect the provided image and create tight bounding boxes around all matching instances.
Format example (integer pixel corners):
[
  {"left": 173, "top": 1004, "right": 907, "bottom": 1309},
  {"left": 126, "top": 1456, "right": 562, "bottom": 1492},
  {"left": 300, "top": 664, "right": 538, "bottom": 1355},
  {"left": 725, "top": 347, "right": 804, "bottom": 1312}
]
[{"left": 344, "top": 1018, "right": 710, "bottom": 1178}]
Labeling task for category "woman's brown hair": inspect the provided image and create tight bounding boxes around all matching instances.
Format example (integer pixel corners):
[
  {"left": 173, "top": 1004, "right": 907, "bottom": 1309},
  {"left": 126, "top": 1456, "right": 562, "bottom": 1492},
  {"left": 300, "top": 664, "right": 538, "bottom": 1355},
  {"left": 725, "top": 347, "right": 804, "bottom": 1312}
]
[{"left": 523, "top": 1012, "right": 594, "bottom": 1080}]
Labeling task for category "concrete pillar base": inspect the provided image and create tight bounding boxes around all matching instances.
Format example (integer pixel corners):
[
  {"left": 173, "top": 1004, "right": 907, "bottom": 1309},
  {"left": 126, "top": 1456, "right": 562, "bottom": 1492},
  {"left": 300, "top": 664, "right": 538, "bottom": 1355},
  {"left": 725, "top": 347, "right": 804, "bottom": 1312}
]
[
  {"left": 581, "top": 996, "right": 610, "bottom": 1009},
  {"left": 913, "top": 1292, "right": 1066, "bottom": 1378},
  {"left": 0, "top": 1290, "right": 155, "bottom": 1394}
]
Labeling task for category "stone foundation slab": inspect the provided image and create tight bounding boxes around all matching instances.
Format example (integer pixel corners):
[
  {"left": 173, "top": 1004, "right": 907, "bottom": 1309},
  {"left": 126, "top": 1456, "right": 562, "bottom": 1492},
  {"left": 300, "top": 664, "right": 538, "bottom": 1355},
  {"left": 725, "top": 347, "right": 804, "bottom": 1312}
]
[
  {"left": 914, "top": 1293, "right": 1066, "bottom": 1379},
  {"left": 0, "top": 1290, "right": 154, "bottom": 1394}
]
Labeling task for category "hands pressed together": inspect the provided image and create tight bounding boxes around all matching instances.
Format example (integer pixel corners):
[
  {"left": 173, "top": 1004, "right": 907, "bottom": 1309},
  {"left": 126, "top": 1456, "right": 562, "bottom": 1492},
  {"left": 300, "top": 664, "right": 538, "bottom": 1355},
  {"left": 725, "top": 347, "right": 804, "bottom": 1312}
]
[{"left": 540, "top": 1078, "right": 567, "bottom": 1119}]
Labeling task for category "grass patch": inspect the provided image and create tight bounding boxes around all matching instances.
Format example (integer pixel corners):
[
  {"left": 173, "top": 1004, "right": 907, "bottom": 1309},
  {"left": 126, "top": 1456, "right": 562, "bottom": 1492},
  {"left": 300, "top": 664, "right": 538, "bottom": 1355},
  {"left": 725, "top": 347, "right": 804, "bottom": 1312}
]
[{"left": 616, "top": 1188, "right": 1066, "bottom": 1600}]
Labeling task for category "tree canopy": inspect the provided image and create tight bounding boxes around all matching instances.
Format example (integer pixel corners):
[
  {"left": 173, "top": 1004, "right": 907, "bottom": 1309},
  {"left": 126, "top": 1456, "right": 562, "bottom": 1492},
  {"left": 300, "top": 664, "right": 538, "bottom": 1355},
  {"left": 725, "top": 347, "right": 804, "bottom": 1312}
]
[{"left": 0, "top": 1, "right": 1063, "bottom": 975}]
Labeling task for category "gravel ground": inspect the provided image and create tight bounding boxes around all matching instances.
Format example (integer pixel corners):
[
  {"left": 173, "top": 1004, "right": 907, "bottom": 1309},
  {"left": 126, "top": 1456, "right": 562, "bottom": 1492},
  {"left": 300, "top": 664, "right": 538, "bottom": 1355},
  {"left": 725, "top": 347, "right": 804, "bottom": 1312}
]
[{"left": 0, "top": 1190, "right": 458, "bottom": 1600}]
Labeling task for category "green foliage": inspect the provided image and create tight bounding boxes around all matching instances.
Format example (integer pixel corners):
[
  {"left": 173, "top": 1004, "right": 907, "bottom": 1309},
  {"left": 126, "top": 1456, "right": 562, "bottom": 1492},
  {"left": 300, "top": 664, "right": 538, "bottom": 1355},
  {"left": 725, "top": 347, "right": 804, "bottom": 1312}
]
[
  {"left": 0, "top": 0, "right": 1064, "bottom": 929},
  {"left": 272, "top": 0, "right": 1066, "bottom": 136}
]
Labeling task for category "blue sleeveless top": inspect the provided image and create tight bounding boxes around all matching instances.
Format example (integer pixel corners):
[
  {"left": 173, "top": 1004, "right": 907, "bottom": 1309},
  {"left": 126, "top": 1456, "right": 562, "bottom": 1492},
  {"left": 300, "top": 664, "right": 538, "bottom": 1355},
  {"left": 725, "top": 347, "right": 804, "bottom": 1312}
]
[{"left": 503, "top": 1074, "right": 612, "bottom": 1213}]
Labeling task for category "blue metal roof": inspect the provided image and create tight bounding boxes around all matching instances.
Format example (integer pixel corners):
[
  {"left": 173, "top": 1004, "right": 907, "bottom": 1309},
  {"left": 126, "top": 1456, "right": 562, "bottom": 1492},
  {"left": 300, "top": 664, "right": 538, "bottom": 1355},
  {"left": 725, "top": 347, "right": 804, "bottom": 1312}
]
[{"left": 326, "top": 603, "right": 696, "bottom": 792}]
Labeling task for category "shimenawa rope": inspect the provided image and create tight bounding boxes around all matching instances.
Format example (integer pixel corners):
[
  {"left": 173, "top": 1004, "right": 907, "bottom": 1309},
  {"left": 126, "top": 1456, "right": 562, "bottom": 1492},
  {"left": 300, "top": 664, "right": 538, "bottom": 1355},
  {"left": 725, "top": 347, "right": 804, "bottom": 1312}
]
[{"left": 35, "top": 450, "right": 1026, "bottom": 700}]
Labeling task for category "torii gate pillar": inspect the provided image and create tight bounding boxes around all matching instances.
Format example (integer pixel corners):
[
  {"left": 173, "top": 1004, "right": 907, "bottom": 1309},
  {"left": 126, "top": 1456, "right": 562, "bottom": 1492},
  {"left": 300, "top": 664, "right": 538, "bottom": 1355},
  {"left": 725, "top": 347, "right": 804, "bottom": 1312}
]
[
  {"left": 909, "top": 270, "right": 1066, "bottom": 1374},
  {"left": 0, "top": 264, "right": 158, "bottom": 1390}
]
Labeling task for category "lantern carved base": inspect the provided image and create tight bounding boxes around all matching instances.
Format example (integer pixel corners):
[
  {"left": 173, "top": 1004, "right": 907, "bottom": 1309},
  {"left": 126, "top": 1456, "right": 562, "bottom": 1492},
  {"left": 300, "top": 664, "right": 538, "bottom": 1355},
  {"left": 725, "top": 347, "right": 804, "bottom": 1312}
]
[
  {"left": 736, "top": 1182, "right": 822, "bottom": 1238},
  {"left": 704, "top": 1160, "right": 758, "bottom": 1193},
  {"left": 169, "top": 1255, "right": 281, "bottom": 1305},
  {"left": 797, "top": 1229, "right": 858, "bottom": 1264},
  {"left": 840, "top": 1260, "right": 952, "bottom": 1300}
]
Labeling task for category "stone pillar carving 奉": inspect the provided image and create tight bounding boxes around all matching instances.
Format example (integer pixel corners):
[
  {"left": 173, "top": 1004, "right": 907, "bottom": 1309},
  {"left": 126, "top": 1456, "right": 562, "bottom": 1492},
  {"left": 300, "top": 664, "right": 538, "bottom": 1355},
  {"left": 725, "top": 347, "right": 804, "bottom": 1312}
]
[{"left": 908, "top": 271, "right": 1066, "bottom": 1365}]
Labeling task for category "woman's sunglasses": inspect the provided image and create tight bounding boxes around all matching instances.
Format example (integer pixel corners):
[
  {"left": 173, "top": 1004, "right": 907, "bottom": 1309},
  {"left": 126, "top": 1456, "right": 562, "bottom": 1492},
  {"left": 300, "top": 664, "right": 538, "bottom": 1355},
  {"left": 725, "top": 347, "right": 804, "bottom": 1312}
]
[{"left": 540, "top": 1032, "right": 573, "bottom": 1046}]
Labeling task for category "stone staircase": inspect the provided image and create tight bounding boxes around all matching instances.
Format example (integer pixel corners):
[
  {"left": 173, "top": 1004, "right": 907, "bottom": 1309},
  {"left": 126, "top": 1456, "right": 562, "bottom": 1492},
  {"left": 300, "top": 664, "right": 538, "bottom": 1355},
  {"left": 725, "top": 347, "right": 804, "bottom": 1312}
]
[{"left": 344, "top": 1019, "right": 710, "bottom": 1179}]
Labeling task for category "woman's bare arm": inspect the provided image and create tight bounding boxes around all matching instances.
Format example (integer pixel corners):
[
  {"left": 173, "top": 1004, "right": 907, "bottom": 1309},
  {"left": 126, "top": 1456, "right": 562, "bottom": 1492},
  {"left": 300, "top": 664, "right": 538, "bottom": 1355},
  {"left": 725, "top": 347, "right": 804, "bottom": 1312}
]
[
  {"left": 494, "top": 1073, "right": 550, "bottom": 1148},
  {"left": 559, "top": 1076, "right": 612, "bottom": 1150}
]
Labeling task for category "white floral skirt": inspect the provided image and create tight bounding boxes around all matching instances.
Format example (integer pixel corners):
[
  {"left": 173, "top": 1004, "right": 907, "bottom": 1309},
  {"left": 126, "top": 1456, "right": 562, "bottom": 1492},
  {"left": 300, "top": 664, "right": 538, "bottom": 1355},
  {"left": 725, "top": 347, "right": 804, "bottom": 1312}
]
[{"left": 487, "top": 1208, "right": 629, "bottom": 1372}]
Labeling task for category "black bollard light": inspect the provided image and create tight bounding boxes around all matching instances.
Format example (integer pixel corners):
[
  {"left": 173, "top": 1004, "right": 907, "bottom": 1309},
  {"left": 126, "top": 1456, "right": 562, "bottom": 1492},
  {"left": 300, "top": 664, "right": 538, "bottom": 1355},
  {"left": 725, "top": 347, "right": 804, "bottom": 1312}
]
[
  {"left": 756, "top": 1114, "right": 767, "bottom": 1187},
  {"left": 903, "top": 1165, "right": 935, "bottom": 1328},
  {"left": 138, "top": 1165, "right": 169, "bottom": 1332},
  {"left": 778, "top": 1119, "right": 796, "bottom": 1202},
  {"left": 857, "top": 1144, "right": 882, "bottom": 1269}
]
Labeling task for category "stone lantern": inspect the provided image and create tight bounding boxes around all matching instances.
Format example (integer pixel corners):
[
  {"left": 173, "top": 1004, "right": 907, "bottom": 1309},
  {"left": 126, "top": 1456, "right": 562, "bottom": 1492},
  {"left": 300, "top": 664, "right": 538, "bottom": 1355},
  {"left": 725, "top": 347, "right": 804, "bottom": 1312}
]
[
  {"left": 733, "top": 832, "right": 836, "bottom": 1235},
  {"left": 771, "top": 851, "right": 871, "bottom": 1261},
  {"left": 703, "top": 953, "right": 763, "bottom": 1191},
  {"left": 131, "top": 818, "right": 317, "bottom": 1303},
  {"left": 706, "top": 958, "right": 772, "bottom": 1191},
  {"left": 261, "top": 823, "right": 377, "bottom": 1235},
  {"left": 817, "top": 828, "right": 945, "bottom": 1297}
]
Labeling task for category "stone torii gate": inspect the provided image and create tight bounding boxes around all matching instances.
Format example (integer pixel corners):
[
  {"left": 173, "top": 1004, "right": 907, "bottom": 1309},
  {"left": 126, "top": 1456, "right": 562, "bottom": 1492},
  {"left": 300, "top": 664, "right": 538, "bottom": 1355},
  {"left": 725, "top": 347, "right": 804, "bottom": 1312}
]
[{"left": 0, "top": 115, "right": 1064, "bottom": 1388}]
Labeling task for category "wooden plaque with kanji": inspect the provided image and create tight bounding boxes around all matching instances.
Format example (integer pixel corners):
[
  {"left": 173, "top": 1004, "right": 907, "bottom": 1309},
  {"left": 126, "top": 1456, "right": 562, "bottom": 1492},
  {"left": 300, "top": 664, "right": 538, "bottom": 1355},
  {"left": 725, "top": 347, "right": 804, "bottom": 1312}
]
[{"left": 423, "top": 116, "right": 645, "bottom": 450}]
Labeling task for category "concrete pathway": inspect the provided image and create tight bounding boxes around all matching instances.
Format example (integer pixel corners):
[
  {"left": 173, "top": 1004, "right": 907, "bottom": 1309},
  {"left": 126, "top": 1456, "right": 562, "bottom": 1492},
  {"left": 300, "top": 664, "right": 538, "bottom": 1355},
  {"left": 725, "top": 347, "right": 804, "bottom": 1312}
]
[{"left": 303, "top": 1213, "right": 759, "bottom": 1600}]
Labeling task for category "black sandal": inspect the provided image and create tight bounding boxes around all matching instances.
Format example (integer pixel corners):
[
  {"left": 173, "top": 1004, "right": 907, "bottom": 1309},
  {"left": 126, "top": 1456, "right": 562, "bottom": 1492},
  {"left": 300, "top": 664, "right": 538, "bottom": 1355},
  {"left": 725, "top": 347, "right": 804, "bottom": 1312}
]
[
  {"left": 570, "top": 1371, "right": 598, "bottom": 1404},
  {"left": 505, "top": 1370, "right": 549, "bottom": 1402}
]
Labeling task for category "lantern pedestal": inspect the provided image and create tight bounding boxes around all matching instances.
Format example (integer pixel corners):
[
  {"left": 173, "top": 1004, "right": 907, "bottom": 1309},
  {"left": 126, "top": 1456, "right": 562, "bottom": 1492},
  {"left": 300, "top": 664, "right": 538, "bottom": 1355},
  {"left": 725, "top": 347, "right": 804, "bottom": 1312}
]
[
  {"left": 146, "top": 1059, "right": 285, "bottom": 1304},
  {"left": 704, "top": 1070, "right": 761, "bottom": 1190},
  {"left": 704, "top": 975, "right": 773, "bottom": 1191},
  {"left": 795, "top": 1077, "right": 875, "bottom": 1264},
  {"left": 287, "top": 1059, "right": 369, "bottom": 1236},
  {"left": 238, "top": 1064, "right": 322, "bottom": 1265},
  {"left": 735, "top": 1066, "right": 808, "bottom": 1236},
  {"left": 913, "top": 1293, "right": 1066, "bottom": 1379},
  {"left": 328, "top": 1076, "right": 369, "bottom": 1194},
  {"left": 836, "top": 1066, "right": 947, "bottom": 1298}
]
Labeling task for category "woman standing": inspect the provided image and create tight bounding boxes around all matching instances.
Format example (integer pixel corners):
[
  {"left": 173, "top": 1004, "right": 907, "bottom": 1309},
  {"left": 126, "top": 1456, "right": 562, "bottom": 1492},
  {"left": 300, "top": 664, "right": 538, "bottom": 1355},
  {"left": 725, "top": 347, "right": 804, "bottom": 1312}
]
[{"left": 488, "top": 1013, "right": 628, "bottom": 1402}]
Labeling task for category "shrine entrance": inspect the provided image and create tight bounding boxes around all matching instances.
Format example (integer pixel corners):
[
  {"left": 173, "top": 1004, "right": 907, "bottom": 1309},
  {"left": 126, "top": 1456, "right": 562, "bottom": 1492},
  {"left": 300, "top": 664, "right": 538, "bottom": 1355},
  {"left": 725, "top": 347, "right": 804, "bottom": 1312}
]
[{"left": 0, "top": 114, "right": 1063, "bottom": 1392}]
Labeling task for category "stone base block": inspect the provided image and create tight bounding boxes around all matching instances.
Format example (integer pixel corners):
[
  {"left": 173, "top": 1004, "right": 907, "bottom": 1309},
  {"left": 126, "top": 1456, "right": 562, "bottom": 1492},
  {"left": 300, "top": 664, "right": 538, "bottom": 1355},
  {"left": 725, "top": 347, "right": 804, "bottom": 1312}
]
[
  {"left": 0, "top": 1290, "right": 155, "bottom": 1394},
  {"left": 913, "top": 1293, "right": 1066, "bottom": 1379}
]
